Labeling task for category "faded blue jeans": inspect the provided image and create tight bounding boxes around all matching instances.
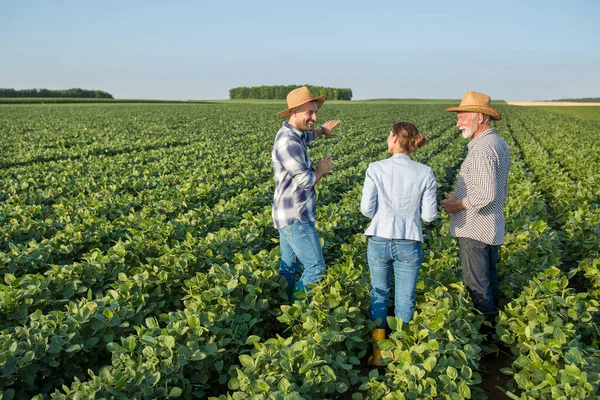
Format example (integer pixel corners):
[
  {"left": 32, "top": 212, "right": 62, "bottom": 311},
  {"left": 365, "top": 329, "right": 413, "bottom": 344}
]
[
  {"left": 279, "top": 220, "right": 326, "bottom": 293},
  {"left": 368, "top": 236, "right": 423, "bottom": 327},
  {"left": 457, "top": 237, "right": 499, "bottom": 317}
]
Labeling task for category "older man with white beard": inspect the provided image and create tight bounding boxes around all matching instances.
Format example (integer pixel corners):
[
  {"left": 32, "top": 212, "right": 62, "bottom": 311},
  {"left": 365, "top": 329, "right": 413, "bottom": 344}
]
[{"left": 441, "top": 91, "right": 511, "bottom": 329}]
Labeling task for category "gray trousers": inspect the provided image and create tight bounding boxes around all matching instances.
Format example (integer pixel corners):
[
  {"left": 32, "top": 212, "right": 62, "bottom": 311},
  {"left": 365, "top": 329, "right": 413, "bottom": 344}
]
[{"left": 457, "top": 237, "right": 500, "bottom": 318}]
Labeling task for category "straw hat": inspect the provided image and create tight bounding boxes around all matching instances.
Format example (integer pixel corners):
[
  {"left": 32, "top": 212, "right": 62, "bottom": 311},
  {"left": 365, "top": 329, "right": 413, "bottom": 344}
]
[
  {"left": 278, "top": 86, "right": 326, "bottom": 117},
  {"left": 445, "top": 91, "right": 502, "bottom": 120}
]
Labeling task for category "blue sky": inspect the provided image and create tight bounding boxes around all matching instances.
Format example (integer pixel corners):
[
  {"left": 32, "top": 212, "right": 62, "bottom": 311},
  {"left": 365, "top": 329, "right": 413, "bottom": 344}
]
[{"left": 2, "top": 0, "right": 599, "bottom": 100}]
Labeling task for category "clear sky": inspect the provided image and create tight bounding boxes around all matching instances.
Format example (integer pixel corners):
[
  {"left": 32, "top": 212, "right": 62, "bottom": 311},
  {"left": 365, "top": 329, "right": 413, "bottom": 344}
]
[{"left": 2, "top": 0, "right": 599, "bottom": 101}]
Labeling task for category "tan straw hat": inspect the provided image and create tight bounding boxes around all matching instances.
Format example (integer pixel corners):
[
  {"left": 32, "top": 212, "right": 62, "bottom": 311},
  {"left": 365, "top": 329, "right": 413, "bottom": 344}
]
[
  {"left": 445, "top": 91, "right": 502, "bottom": 120},
  {"left": 278, "top": 86, "right": 326, "bottom": 117}
]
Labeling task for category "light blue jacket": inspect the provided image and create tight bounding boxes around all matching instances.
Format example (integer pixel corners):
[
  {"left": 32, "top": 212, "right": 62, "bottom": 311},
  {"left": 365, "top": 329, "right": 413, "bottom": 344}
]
[{"left": 361, "top": 154, "right": 437, "bottom": 241}]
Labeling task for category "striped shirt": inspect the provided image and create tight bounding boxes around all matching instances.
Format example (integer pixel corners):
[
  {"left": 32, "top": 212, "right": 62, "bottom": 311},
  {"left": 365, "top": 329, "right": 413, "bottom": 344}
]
[
  {"left": 450, "top": 128, "right": 511, "bottom": 245},
  {"left": 271, "top": 122, "right": 317, "bottom": 230}
]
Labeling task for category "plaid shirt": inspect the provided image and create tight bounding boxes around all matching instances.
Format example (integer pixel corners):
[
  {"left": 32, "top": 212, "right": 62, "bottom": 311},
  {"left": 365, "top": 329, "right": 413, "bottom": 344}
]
[
  {"left": 271, "top": 122, "right": 317, "bottom": 229},
  {"left": 450, "top": 128, "right": 511, "bottom": 245}
]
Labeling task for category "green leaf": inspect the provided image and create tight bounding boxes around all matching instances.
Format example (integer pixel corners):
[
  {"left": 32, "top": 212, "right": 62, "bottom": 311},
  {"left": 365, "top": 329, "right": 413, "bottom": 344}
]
[
  {"left": 228, "top": 377, "right": 240, "bottom": 390},
  {"left": 447, "top": 365, "right": 458, "bottom": 380},
  {"left": 177, "top": 355, "right": 188, "bottom": 367},
  {"left": 277, "top": 377, "right": 292, "bottom": 393},
  {"left": 85, "top": 336, "right": 100, "bottom": 348},
  {"left": 302, "top": 317, "right": 316, "bottom": 330},
  {"left": 545, "top": 373, "right": 556, "bottom": 386},
  {"left": 553, "top": 328, "right": 566, "bottom": 343},
  {"left": 141, "top": 335, "right": 158, "bottom": 345},
  {"left": 17, "top": 351, "right": 35, "bottom": 366},
  {"left": 461, "top": 365, "right": 472, "bottom": 379},
  {"left": 349, "top": 334, "right": 364, "bottom": 342},
  {"left": 423, "top": 356, "right": 437, "bottom": 372},
  {"left": 427, "top": 339, "right": 439, "bottom": 351},
  {"left": 0, "top": 389, "right": 16, "bottom": 400},
  {"left": 164, "top": 335, "right": 175, "bottom": 349},
  {"left": 168, "top": 387, "right": 183, "bottom": 398},
  {"left": 369, "top": 368, "right": 379, "bottom": 379},
  {"left": 145, "top": 317, "right": 159, "bottom": 329},
  {"left": 239, "top": 354, "right": 254, "bottom": 368},
  {"left": 387, "top": 317, "right": 398, "bottom": 331},
  {"left": 107, "top": 342, "right": 125, "bottom": 354},
  {"left": 564, "top": 364, "right": 581, "bottom": 378},
  {"left": 150, "top": 372, "right": 161, "bottom": 386},
  {"left": 191, "top": 350, "right": 207, "bottom": 361},
  {"left": 66, "top": 344, "right": 83, "bottom": 353},
  {"left": 123, "top": 336, "right": 136, "bottom": 353},
  {"left": 227, "top": 279, "right": 238, "bottom": 291},
  {"left": 514, "top": 373, "right": 528, "bottom": 388},
  {"left": 566, "top": 348, "right": 584, "bottom": 364},
  {"left": 336, "top": 382, "right": 349, "bottom": 393},
  {"left": 48, "top": 359, "right": 60, "bottom": 367},
  {"left": 2, "top": 356, "right": 18, "bottom": 375},
  {"left": 245, "top": 335, "right": 260, "bottom": 345},
  {"left": 254, "top": 380, "right": 270, "bottom": 392},
  {"left": 458, "top": 381, "right": 471, "bottom": 398},
  {"left": 214, "top": 360, "right": 223, "bottom": 373},
  {"left": 115, "top": 376, "right": 127, "bottom": 390},
  {"left": 205, "top": 343, "right": 218, "bottom": 354},
  {"left": 280, "top": 358, "right": 293, "bottom": 372}
]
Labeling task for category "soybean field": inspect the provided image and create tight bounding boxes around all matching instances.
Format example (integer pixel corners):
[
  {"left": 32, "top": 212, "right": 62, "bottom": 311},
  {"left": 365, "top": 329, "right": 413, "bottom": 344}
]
[{"left": 1, "top": 102, "right": 599, "bottom": 399}]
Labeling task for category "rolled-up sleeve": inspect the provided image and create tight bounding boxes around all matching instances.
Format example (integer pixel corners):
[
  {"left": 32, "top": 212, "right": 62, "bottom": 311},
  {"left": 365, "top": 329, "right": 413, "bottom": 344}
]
[
  {"left": 463, "top": 150, "right": 496, "bottom": 211},
  {"left": 421, "top": 169, "right": 437, "bottom": 222},
  {"left": 361, "top": 165, "right": 378, "bottom": 218},
  {"left": 276, "top": 141, "right": 316, "bottom": 190}
]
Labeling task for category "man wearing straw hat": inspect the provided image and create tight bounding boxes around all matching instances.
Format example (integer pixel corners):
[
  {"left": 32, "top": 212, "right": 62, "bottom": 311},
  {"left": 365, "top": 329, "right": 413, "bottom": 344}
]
[
  {"left": 272, "top": 86, "right": 342, "bottom": 302},
  {"left": 441, "top": 91, "right": 511, "bottom": 326}
]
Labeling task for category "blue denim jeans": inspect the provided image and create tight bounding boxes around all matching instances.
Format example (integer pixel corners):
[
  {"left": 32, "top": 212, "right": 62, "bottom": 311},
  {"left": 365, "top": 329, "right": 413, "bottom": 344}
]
[
  {"left": 368, "top": 236, "right": 423, "bottom": 327},
  {"left": 278, "top": 220, "right": 326, "bottom": 292},
  {"left": 457, "top": 237, "right": 499, "bottom": 317}
]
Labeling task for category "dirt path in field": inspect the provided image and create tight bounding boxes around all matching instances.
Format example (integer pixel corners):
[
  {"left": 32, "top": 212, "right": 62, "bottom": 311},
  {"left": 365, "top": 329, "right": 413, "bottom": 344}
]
[
  {"left": 506, "top": 101, "right": 600, "bottom": 106},
  {"left": 478, "top": 349, "right": 513, "bottom": 399}
]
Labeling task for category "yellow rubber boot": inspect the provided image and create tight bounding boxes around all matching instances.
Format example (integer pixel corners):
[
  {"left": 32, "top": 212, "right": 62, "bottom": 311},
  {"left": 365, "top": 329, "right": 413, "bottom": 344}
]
[{"left": 368, "top": 328, "right": 386, "bottom": 366}]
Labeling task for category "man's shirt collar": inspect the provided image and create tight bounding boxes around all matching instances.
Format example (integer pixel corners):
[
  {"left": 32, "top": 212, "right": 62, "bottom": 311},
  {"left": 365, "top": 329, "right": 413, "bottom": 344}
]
[{"left": 468, "top": 128, "right": 495, "bottom": 149}]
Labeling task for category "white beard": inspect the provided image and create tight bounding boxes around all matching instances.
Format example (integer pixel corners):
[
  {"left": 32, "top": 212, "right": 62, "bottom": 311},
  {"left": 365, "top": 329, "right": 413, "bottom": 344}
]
[
  {"left": 460, "top": 114, "right": 478, "bottom": 139},
  {"left": 461, "top": 128, "right": 474, "bottom": 139}
]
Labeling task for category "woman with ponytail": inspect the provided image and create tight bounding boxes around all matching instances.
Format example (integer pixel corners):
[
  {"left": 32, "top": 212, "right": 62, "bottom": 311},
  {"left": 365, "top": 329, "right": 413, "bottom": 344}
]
[{"left": 360, "top": 122, "right": 437, "bottom": 366}]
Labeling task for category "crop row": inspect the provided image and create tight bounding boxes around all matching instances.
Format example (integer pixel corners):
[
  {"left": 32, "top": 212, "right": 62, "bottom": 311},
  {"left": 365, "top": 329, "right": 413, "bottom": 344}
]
[
  {"left": 1, "top": 104, "right": 452, "bottom": 397},
  {"left": 47, "top": 121, "right": 476, "bottom": 399},
  {"left": 1, "top": 103, "right": 599, "bottom": 399},
  {"left": 490, "top": 108, "right": 600, "bottom": 398}
]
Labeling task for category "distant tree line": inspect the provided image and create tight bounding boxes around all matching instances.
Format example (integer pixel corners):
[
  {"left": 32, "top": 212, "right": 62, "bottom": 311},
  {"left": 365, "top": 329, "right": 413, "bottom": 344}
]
[
  {"left": 0, "top": 88, "right": 114, "bottom": 99},
  {"left": 548, "top": 97, "right": 600, "bottom": 102},
  {"left": 0, "top": 98, "right": 213, "bottom": 105},
  {"left": 229, "top": 85, "right": 352, "bottom": 100}
]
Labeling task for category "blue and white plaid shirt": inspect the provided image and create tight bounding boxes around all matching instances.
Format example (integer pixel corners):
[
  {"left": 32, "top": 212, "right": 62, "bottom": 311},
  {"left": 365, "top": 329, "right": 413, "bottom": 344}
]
[{"left": 271, "top": 122, "right": 317, "bottom": 230}]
